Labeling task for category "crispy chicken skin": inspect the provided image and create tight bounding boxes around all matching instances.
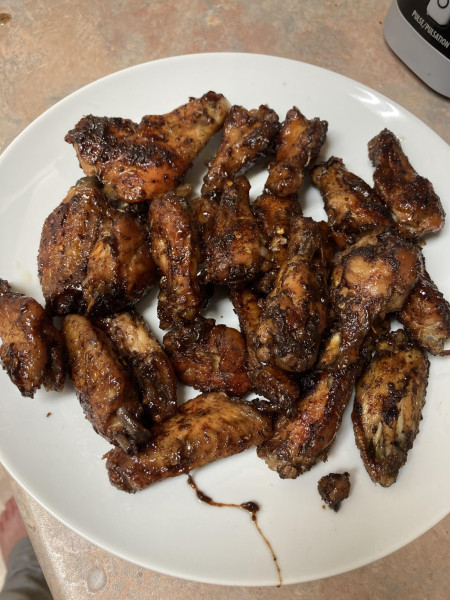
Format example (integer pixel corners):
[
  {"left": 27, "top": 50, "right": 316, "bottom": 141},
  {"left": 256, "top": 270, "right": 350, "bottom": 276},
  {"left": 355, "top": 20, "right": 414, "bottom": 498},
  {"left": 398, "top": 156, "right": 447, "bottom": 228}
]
[
  {"left": 96, "top": 311, "right": 177, "bottom": 424},
  {"left": 397, "top": 260, "right": 450, "bottom": 356},
  {"left": 230, "top": 287, "right": 300, "bottom": 417},
  {"left": 352, "top": 329, "right": 429, "bottom": 487},
  {"left": 38, "top": 177, "right": 156, "bottom": 316},
  {"left": 62, "top": 314, "right": 149, "bottom": 452},
  {"left": 311, "top": 156, "right": 394, "bottom": 249},
  {"left": 148, "top": 191, "right": 205, "bottom": 329},
  {"left": 264, "top": 107, "right": 328, "bottom": 197},
  {"left": 65, "top": 92, "right": 231, "bottom": 203},
  {"left": 255, "top": 216, "right": 329, "bottom": 373},
  {"left": 106, "top": 391, "right": 273, "bottom": 492},
  {"left": 188, "top": 195, "right": 218, "bottom": 261},
  {"left": 201, "top": 104, "right": 280, "bottom": 201},
  {"left": 0, "top": 279, "right": 66, "bottom": 397},
  {"left": 163, "top": 317, "right": 252, "bottom": 396},
  {"left": 368, "top": 128, "right": 445, "bottom": 236},
  {"left": 205, "top": 177, "right": 269, "bottom": 286}
]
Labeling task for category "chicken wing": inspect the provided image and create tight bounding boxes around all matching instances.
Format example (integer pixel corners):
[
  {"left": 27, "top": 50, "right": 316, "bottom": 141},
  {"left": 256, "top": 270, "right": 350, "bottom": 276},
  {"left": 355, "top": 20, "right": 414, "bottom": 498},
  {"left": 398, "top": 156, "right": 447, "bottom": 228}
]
[
  {"left": 352, "top": 329, "right": 429, "bottom": 487},
  {"left": 310, "top": 156, "right": 393, "bottom": 249},
  {"left": 62, "top": 314, "right": 150, "bottom": 452},
  {"left": 163, "top": 316, "right": 252, "bottom": 397},
  {"left": 230, "top": 287, "right": 300, "bottom": 417},
  {"left": 205, "top": 176, "right": 269, "bottom": 286},
  {"left": 148, "top": 191, "right": 205, "bottom": 329},
  {"left": 255, "top": 216, "right": 329, "bottom": 373},
  {"left": 201, "top": 104, "right": 280, "bottom": 201},
  {"left": 38, "top": 177, "right": 156, "bottom": 316},
  {"left": 106, "top": 391, "right": 273, "bottom": 492},
  {"left": 368, "top": 128, "right": 445, "bottom": 236},
  {"left": 65, "top": 92, "right": 230, "bottom": 203},
  {"left": 96, "top": 311, "right": 177, "bottom": 424},
  {"left": 0, "top": 279, "right": 66, "bottom": 397},
  {"left": 264, "top": 107, "right": 328, "bottom": 197}
]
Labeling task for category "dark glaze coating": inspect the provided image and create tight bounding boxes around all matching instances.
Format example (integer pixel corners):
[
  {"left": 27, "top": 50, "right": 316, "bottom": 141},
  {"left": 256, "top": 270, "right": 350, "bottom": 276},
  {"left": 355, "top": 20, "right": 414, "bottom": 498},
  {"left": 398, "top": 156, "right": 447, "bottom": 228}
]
[
  {"left": 205, "top": 177, "right": 269, "bottom": 286},
  {"left": 38, "top": 177, "right": 156, "bottom": 316},
  {"left": 0, "top": 279, "right": 66, "bottom": 397},
  {"left": 352, "top": 329, "right": 429, "bottom": 487},
  {"left": 106, "top": 392, "right": 273, "bottom": 492},
  {"left": 62, "top": 314, "right": 149, "bottom": 452},
  {"left": 163, "top": 316, "right": 253, "bottom": 397},
  {"left": 201, "top": 104, "right": 280, "bottom": 201},
  {"left": 317, "top": 472, "right": 351, "bottom": 511},
  {"left": 96, "top": 310, "right": 177, "bottom": 424},
  {"left": 255, "top": 216, "right": 329, "bottom": 373},
  {"left": 265, "top": 107, "right": 328, "bottom": 197},
  {"left": 230, "top": 287, "right": 300, "bottom": 418},
  {"left": 311, "top": 156, "right": 393, "bottom": 249},
  {"left": 368, "top": 128, "right": 445, "bottom": 236},
  {"left": 65, "top": 92, "right": 230, "bottom": 203},
  {"left": 397, "top": 259, "right": 450, "bottom": 356},
  {"left": 148, "top": 191, "right": 205, "bottom": 329}
]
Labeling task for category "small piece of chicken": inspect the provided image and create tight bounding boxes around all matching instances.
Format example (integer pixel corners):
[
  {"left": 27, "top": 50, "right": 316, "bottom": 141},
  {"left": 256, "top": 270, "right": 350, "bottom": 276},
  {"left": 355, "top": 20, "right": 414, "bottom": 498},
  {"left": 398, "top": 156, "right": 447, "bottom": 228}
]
[
  {"left": 252, "top": 191, "right": 303, "bottom": 294},
  {"left": 368, "top": 128, "right": 445, "bottom": 236},
  {"left": 0, "top": 279, "right": 66, "bottom": 398},
  {"left": 311, "top": 156, "right": 394, "bottom": 249},
  {"left": 163, "top": 317, "right": 252, "bottom": 397},
  {"left": 317, "top": 472, "right": 351, "bottom": 511},
  {"left": 201, "top": 104, "right": 280, "bottom": 201},
  {"left": 205, "top": 177, "right": 269, "bottom": 286},
  {"left": 96, "top": 311, "right": 177, "bottom": 424},
  {"left": 65, "top": 92, "right": 231, "bottom": 203},
  {"left": 264, "top": 107, "right": 328, "bottom": 197},
  {"left": 62, "top": 314, "right": 150, "bottom": 452},
  {"left": 230, "top": 287, "right": 300, "bottom": 418},
  {"left": 38, "top": 177, "right": 156, "bottom": 316},
  {"left": 255, "top": 216, "right": 329, "bottom": 373},
  {"left": 106, "top": 391, "right": 273, "bottom": 492},
  {"left": 352, "top": 329, "right": 429, "bottom": 487},
  {"left": 148, "top": 191, "right": 205, "bottom": 329}
]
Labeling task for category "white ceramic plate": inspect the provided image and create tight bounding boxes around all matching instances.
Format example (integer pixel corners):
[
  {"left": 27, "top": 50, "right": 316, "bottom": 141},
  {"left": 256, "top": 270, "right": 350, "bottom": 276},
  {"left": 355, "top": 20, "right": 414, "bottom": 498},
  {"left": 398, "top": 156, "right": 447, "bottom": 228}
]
[{"left": 0, "top": 53, "right": 449, "bottom": 587}]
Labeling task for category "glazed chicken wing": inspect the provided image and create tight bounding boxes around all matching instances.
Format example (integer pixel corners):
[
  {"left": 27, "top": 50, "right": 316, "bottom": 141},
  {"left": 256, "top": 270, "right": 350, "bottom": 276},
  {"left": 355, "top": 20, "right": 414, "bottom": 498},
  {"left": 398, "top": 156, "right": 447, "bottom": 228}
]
[
  {"left": 148, "top": 191, "right": 205, "bottom": 329},
  {"left": 368, "top": 128, "right": 445, "bottom": 236},
  {"left": 96, "top": 311, "right": 177, "bottom": 424},
  {"left": 106, "top": 391, "right": 273, "bottom": 492},
  {"left": 352, "top": 329, "right": 429, "bottom": 487},
  {"left": 311, "top": 156, "right": 394, "bottom": 249},
  {"left": 230, "top": 287, "right": 300, "bottom": 418},
  {"left": 62, "top": 314, "right": 150, "bottom": 452},
  {"left": 38, "top": 177, "right": 156, "bottom": 316},
  {"left": 0, "top": 279, "right": 66, "bottom": 397},
  {"left": 264, "top": 107, "right": 328, "bottom": 197},
  {"left": 65, "top": 92, "right": 230, "bottom": 203},
  {"left": 205, "top": 176, "right": 269, "bottom": 286},
  {"left": 163, "top": 316, "right": 252, "bottom": 397},
  {"left": 201, "top": 104, "right": 280, "bottom": 201},
  {"left": 255, "top": 216, "right": 329, "bottom": 373}
]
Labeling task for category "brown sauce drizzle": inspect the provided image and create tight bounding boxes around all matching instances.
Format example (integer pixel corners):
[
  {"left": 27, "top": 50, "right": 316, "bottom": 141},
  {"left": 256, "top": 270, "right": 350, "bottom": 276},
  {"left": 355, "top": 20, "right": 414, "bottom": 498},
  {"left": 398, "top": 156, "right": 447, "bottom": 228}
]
[{"left": 187, "top": 474, "right": 282, "bottom": 586}]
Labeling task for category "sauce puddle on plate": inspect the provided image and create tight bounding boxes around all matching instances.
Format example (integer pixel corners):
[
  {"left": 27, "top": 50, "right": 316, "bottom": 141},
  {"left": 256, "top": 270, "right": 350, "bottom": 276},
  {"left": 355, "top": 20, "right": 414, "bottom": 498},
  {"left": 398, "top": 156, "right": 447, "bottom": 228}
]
[{"left": 187, "top": 474, "right": 282, "bottom": 586}]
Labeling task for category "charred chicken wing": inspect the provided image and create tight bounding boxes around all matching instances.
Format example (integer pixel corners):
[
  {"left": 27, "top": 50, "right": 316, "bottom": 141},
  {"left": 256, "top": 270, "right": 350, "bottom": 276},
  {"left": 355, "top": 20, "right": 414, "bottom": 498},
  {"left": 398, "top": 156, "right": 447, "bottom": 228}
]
[
  {"left": 0, "top": 279, "right": 66, "bottom": 397},
  {"left": 96, "top": 311, "right": 177, "bottom": 424},
  {"left": 65, "top": 92, "right": 230, "bottom": 203},
  {"left": 163, "top": 316, "right": 252, "bottom": 397},
  {"left": 106, "top": 391, "right": 273, "bottom": 492},
  {"left": 62, "top": 314, "right": 149, "bottom": 452},
  {"left": 352, "top": 329, "right": 429, "bottom": 487},
  {"left": 368, "top": 128, "right": 445, "bottom": 236}
]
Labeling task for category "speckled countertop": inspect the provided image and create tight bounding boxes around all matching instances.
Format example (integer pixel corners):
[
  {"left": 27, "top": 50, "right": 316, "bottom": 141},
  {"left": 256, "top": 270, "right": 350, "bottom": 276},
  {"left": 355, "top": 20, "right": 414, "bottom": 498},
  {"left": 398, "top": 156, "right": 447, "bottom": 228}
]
[{"left": 1, "top": 1, "right": 449, "bottom": 599}]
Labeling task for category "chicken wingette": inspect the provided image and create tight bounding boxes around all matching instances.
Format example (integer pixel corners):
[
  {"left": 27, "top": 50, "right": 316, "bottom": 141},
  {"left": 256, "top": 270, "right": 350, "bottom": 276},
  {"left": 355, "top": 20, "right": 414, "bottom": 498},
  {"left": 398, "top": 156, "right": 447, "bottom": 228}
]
[
  {"left": 352, "top": 329, "right": 429, "bottom": 487},
  {"left": 106, "top": 392, "right": 273, "bottom": 492},
  {"left": 65, "top": 92, "right": 231, "bottom": 203}
]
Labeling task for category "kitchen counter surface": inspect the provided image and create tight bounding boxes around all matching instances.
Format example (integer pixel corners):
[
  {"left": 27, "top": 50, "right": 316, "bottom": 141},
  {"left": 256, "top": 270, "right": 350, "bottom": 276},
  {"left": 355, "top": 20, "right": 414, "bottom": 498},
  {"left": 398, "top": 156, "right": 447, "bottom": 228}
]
[{"left": 1, "top": 1, "right": 449, "bottom": 598}]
